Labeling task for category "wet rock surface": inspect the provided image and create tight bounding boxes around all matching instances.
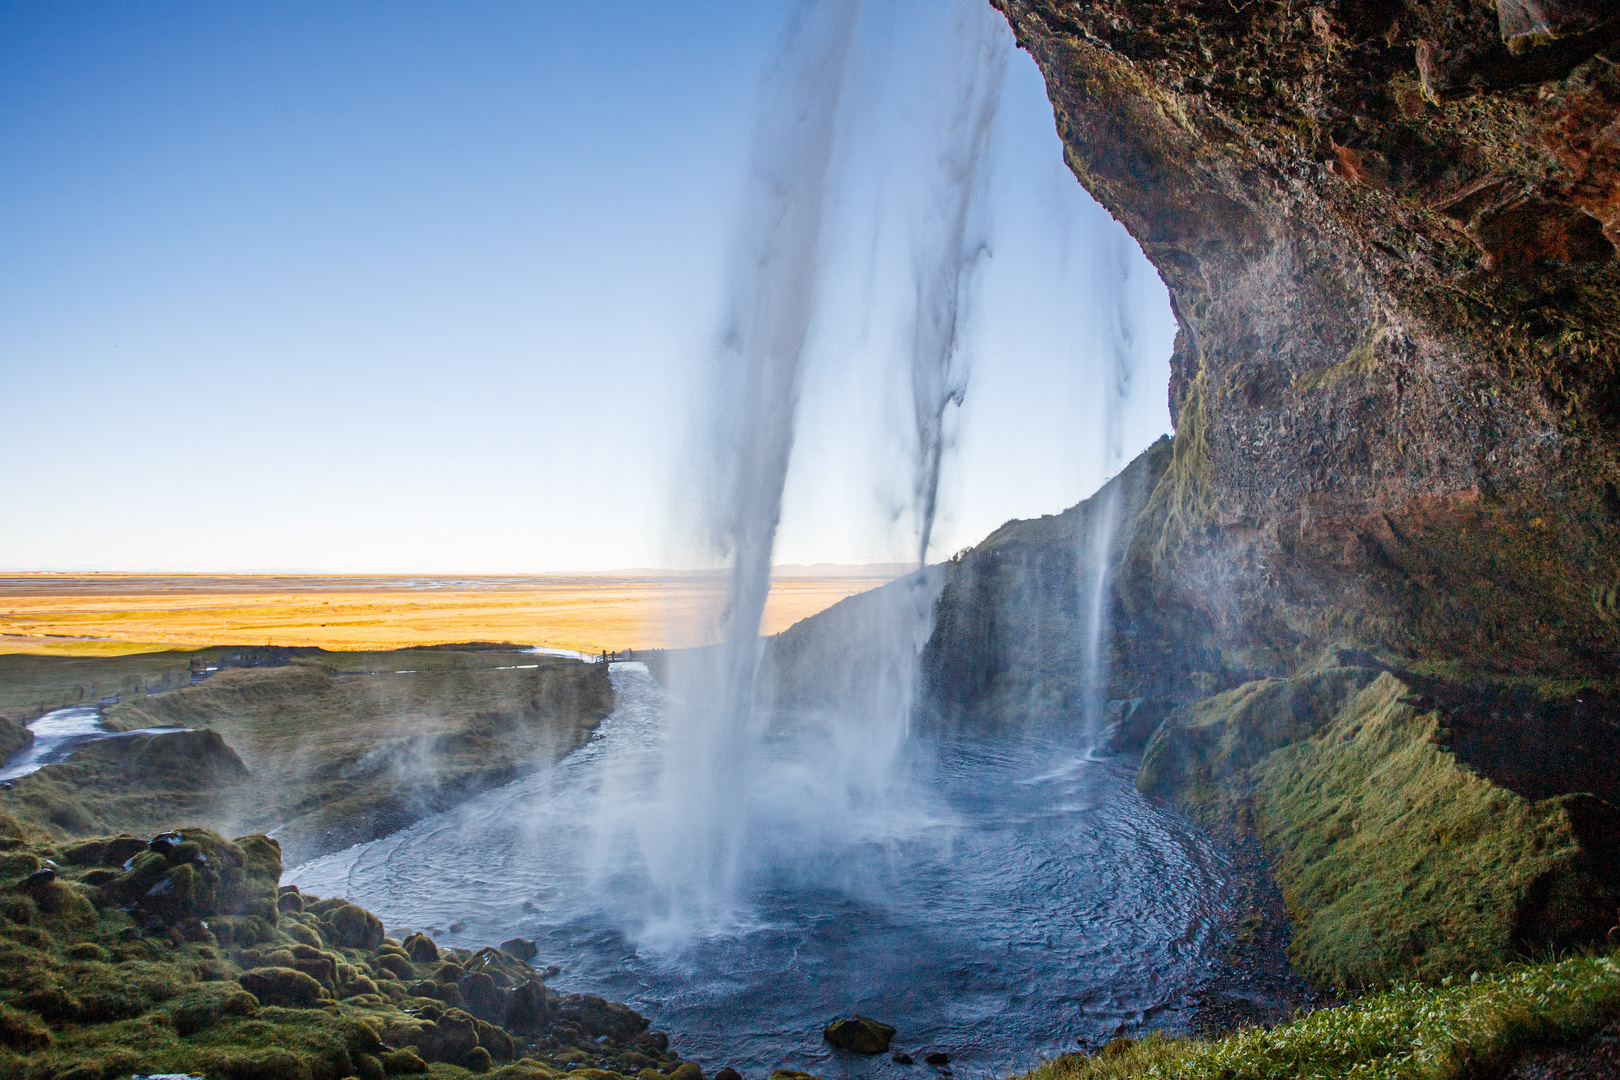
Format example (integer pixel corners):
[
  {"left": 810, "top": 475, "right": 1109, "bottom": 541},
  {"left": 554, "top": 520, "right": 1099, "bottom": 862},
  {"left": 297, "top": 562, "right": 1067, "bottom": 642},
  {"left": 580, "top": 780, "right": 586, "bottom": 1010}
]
[
  {"left": 823, "top": 1016, "right": 897, "bottom": 1055},
  {"left": 983, "top": 0, "right": 1619, "bottom": 690}
]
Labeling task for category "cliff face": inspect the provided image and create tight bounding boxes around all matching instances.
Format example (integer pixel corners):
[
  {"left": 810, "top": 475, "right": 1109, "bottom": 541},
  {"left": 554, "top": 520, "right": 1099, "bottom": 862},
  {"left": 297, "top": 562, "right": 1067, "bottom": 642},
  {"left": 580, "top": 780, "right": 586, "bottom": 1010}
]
[{"left": 991, "top": 0, "right": 1620, "bottom": 679}]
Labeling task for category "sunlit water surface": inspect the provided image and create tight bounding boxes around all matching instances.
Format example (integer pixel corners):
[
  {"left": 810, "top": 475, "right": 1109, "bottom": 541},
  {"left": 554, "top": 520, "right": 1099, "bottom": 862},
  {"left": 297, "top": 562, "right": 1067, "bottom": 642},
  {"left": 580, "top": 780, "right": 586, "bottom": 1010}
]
[{"left": 289, "top": 663, "right": 1233, "bottom": 1079}]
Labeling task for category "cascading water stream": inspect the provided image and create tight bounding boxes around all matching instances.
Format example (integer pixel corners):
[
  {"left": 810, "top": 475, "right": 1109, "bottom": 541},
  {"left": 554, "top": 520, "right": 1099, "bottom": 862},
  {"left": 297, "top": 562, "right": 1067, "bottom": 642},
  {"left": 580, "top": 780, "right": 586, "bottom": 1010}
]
[
  {"left": 1077, "top": 229, "right": 1141, "bottom": 743},
  {"left": 646, "top": 0, "right": 1015, "bottom": 932},
  {"left": 906, "top": 6, "right": 1007, "bottom": 568},
  {"left": 644, "top": 0, "right": 862, "bottom": 931}
]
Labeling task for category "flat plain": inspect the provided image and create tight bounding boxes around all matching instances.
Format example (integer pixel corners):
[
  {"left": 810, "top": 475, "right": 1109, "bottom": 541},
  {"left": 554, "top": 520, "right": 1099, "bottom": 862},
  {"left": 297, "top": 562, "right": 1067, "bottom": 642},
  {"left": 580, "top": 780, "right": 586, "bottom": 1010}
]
[{"left": 0, "top": 568, "right": 908, "bottom": 655}]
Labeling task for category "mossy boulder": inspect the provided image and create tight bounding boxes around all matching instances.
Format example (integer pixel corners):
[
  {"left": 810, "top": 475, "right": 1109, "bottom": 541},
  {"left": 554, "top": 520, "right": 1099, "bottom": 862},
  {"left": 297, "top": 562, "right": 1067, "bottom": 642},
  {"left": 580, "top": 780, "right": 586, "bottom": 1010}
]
[
  {"left": 318, "top": 900, "right": 385, "bottom": 950},
  {"left": 99, "top": 828, "right": 282, "bottom": 930},
  {"left": 0, "top": 817, "right": 695, "bottom": 1080},
  {"left": 403, "top": 930, "right": 440, "bottom": 963},
  {"left": 165, "top": 981, "right": 259, "bottom": 1035},
  {"left": 824, "top": 1015, "right": 898, "bottom": 1054},
  {"left": 238, "top": 965, "right": 326, "bottom": 1007},
  {"left": 0, "top": 1002, "right": 49, "bottom": 1050},
  {"left": 381, "top": 1047, "right": 429, "bottom": 1073}
]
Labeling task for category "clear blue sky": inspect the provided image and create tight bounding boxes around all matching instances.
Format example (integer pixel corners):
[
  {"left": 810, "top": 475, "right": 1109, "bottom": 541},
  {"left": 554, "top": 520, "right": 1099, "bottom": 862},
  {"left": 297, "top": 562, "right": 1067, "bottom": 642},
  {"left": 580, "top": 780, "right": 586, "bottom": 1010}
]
[{"left": 0, "top": 0, "right": 1175, "bottom": 572}]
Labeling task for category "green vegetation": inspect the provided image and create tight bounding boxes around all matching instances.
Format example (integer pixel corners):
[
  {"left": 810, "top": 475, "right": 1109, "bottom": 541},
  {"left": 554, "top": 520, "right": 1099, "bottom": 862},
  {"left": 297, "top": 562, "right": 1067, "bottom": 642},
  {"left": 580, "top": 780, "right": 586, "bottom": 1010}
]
[
  {"left": 1137, "top": 368, "right": 1213, "bottom": 564},
  {"left": 1140, "top": 661, "right": 1620, "bottom": 990},
  {"left": 0, "top": 651, "right": 215, "bottom": 723},
  {"left": 0, "top": 815, "right": 694, "bottom": 1080},
  {"left": 1018, "top": 952, "right": 1620, "bottom": 1080},
  {"left": 0, "top": 648, "right": 617, "bottom": 865}
]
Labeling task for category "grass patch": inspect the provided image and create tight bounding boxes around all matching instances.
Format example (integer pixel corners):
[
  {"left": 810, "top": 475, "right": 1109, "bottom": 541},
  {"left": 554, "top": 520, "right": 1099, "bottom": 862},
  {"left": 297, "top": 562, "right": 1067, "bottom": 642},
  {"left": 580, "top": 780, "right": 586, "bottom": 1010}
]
[{"left": 1020, "top": 952, "right": 1620, "bottom": 1080}]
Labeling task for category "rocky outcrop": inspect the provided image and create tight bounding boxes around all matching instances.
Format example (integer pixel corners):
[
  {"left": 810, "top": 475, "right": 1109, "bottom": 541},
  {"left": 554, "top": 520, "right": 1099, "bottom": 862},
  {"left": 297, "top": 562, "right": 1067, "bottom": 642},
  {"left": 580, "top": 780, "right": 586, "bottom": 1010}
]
[
  {"left": 0, "top": 816, "right": 697, "bottom": 1079},
  {"left": 824, "top": 1015, "right": 898, "bottom": 1054},
  {"left": 989, "top": 0, "right": 1620, "bottom": 680}
]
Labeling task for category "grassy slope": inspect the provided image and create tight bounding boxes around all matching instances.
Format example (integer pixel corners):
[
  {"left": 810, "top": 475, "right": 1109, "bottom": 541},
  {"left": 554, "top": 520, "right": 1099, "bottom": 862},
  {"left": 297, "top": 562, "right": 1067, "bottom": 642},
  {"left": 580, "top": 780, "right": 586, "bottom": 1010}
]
[
  {"left": 1018, "top": 952, "right": 1620, "bottom": 1080},
  {"left": 0, "top": 649, "right": 617, "bottom": 866}
]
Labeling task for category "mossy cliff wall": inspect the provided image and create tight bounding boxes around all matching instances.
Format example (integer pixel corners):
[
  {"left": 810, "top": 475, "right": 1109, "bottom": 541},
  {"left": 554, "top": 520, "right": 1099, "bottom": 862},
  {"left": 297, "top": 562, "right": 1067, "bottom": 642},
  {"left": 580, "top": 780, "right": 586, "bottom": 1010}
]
[
  {"left": 988, "top": 0, "right": 1620, "bottom": 679},
  {"left": 1139, "top": 656, "right": 1620, "bottom": 988}
]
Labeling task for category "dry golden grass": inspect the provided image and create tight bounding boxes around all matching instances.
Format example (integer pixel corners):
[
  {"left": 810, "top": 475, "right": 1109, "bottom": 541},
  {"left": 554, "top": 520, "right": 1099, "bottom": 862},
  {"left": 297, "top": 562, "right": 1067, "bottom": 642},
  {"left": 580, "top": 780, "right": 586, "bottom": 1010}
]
[{"left": 0, "top": 570, "right": 904, "bottom": 655}]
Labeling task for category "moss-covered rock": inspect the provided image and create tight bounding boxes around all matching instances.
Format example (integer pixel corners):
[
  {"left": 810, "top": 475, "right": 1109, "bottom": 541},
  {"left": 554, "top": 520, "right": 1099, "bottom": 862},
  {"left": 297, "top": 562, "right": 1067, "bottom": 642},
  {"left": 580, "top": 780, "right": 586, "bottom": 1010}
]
[
  {"left": 237, "top": 966, "right": 326, "bottom": 1007},
  {"left": 1141, "top": 663, "right": 1620, "bottom": 988},
  {"left": 824, "top": 1015, "right": 898, "bottom": 1054},
  {"left": 0, "top": 816, "right": 691, "bottom": 1080}
]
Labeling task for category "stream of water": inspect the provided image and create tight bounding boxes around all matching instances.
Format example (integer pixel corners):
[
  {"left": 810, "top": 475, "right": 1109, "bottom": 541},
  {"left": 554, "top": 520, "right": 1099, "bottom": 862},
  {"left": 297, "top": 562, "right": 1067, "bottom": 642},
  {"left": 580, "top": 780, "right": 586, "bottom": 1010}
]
[
  {"left": 0, "top": 706, "right": 189, "bottom": 782},
  {"left": 289, "top": 662, "right": 1234, "bottom": 1079}
]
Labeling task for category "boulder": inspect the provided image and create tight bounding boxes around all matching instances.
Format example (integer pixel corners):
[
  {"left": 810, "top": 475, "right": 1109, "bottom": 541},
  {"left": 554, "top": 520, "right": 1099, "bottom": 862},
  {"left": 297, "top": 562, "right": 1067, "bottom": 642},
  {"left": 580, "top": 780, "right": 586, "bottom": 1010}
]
[
  {"left": 499, "top": 936, "right": 539, "bottom": 961},
  {"left": 102, "top": 829, "right": 282, "bottom": 928},
  {"left": 320, "top": 901, "right": 384, "bottom": 949},
  {"left": 823, "top": 1015, "right": 897, "bottom": 1055},
  {"left": 403, "top": 930, "right": 440, "bottom": 963},
  {"left": 0, "top": 1003, "right": 49, "bottom": 1051},
  {"left": 238, "top": 966, "right": 325, "bottom": 1008},
  {"left": 380, "top": 1048, "right": 428, "bottom": 1075}
]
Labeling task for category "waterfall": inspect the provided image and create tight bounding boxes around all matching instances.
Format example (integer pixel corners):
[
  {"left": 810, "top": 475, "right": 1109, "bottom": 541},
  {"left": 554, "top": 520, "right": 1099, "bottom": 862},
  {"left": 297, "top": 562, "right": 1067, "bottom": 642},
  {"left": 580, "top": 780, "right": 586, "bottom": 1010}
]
[
  {"left": 643, "top": 0, "right": 863, "bottom": 930},
  {"left": 1077, "top": 229, "right": 1139, "bottom": 738},
  {"left": 906, "top": 6, "right": 1008, "bottom": 568},
  {"left": 634, "top": 0, "right": 1017, "bottom": 935}
]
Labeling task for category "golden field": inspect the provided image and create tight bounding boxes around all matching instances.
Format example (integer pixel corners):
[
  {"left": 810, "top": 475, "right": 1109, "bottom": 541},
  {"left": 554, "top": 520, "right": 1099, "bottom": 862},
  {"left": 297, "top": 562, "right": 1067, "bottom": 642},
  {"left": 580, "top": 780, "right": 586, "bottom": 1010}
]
[{"left": 0, "top": 568, "right": 907, "bottom": 656}]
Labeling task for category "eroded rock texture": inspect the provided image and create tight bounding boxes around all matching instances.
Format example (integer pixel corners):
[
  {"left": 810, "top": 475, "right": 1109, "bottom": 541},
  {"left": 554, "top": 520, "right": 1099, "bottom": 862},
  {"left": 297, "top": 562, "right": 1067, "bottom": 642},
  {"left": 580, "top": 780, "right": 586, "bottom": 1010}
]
[{"left": 991, "top": 0, "right": 1620, "bottom": 678}]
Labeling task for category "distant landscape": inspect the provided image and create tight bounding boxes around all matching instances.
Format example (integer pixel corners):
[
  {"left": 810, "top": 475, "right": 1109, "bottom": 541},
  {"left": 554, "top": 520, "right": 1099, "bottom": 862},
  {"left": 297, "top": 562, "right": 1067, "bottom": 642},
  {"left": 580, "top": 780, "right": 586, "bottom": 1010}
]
[{"left": 0, "top": 566, "right": 911, "bottom": 656}]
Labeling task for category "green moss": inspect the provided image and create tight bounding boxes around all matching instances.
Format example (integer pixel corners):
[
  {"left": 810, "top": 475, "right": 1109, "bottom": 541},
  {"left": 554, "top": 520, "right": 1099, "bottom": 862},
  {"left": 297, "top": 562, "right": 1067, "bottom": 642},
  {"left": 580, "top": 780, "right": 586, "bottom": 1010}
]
[
  {"left": 1138, "top": 665, "right": 1380, "bottom": 818},
  {"left": 1139, "top": 367, "right": 1214, "bottom": 564},
  {"left": 1252, "top": 674, "right": 1614, "bottom": 988},
  {"left": 1015, "top": 952, "right": 1620, "bottom": 1080},
  {"left": 1141, "top": 665, "right": 1619, "bottom": 988},
  {"left": 1291, "top": 327, "right": 1386, "bottom": 394},
  {"left": 0, "top": 817, "right": 690, "bottom": 1080}
]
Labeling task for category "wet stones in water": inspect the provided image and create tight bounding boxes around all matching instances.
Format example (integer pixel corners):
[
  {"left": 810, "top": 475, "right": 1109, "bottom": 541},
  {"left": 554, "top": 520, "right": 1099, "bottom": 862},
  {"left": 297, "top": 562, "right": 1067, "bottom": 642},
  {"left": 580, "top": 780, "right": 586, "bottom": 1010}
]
[
  {"left": 823, "top": 1016, "right": 897, "bottom": 1054},
  {"left": 924, "top": 1052, "right": 950, "bottom": 1066},
  {"left": 892, "top": 1053, "right": 915, "bottom": 1065},
  {"left": 769, "top": 1072, "right": 826, "bottom": 1080},
  {"left": 714, "top": 1067, "right": 743, "bottom": 1080},
  {"left": 500, "top": 936, "right": 539, "bottom": 962}
]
